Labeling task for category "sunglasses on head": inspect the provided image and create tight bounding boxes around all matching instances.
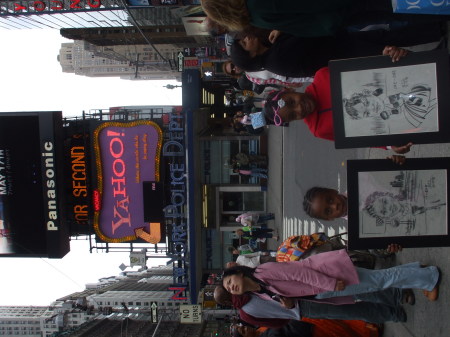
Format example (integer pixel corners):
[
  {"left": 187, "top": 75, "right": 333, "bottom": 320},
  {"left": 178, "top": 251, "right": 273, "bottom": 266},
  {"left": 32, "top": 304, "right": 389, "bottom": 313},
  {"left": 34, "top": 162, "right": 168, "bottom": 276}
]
[{"left": 270, "top": 90, "right": 286, "bottom": 126}]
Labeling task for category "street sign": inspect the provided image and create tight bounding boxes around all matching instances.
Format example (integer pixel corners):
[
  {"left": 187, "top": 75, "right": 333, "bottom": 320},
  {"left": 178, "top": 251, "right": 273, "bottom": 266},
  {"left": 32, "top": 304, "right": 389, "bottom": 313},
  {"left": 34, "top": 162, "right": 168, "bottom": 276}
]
[
  {"left": 180, "top": 305, "right": 202, "bottom": 324},
  {"left": 184, "top": 58, "right": 199, "bottom": 68},
  {"left": 151, "top": 302, "right": 158, "bottom": 323},
  {"left": 129, "top": 251, "right": 146, "bottom": 267},
  {"left": 178, "top": 52, "right": 184, "bottom": 72}
]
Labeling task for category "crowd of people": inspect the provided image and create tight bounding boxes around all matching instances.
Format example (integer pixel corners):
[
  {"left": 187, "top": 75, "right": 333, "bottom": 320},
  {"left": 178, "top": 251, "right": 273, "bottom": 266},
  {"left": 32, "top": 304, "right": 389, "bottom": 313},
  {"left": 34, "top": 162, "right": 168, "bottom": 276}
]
[{"left": 202, "top": 1, "right": 446, "bottom": 336}]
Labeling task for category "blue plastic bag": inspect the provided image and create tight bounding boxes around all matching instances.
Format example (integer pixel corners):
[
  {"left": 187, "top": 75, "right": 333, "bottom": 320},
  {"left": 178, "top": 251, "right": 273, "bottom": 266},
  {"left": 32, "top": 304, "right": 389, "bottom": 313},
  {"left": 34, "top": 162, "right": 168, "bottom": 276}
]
[
  {"left": 250, "top": 111, "right": 267, "bottom": 129},
  {"left": 393, "top": 0, "right": 450, "bottom": 15}
]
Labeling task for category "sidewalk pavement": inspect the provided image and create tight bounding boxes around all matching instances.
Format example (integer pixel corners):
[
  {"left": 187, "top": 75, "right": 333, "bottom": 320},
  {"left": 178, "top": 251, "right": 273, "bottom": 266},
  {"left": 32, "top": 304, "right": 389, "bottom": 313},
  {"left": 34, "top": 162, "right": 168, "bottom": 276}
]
[
  {"left": 265, "top": 122, "right": 450, "bottom": 336},
  {"left": 266, "top": 126, "right": 284, "bottom": 240}
]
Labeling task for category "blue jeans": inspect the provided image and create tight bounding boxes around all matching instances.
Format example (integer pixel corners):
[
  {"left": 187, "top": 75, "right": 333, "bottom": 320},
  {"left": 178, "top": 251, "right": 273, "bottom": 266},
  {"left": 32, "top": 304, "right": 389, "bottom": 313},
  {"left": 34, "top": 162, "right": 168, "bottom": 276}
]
[
  {"left": 316, "top": 262, "right": 439, "bottom": 300},
  {"left": 301, "top": 288, "right": 406, "bottom": 323},
  {"left": 353, "top": 287, "right": 402, "bottom": 306},
  {"left": 257, "top": 213, "right": 275, "bottom": 222},
  {"left": 244, "top": 228, "right": 274, "bottom": 239},
  {"left": 299, "top": 296, "right": 406, "bottom": 323},
  {"left": 250, "top": 168, "right": 268, "bottom": 179}
]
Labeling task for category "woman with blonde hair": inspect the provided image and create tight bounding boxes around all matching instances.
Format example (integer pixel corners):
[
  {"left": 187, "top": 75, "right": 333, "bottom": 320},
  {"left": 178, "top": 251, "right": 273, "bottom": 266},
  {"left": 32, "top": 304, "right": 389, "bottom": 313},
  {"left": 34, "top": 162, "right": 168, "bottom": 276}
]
[
  {"left": 201, "top": 0, "right": 354, "bottom": 37},
  {"left": 201, "top": 0, "right": 448, "bottom": 38},
  {"left": 201, "top": 0, "right": 250, "bottom": 33}
]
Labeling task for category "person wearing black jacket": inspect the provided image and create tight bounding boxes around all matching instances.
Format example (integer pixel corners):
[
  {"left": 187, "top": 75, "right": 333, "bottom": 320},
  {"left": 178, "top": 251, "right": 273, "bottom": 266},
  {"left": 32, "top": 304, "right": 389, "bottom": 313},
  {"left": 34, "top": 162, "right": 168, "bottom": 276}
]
[{"left": 231, "top": 23, "right": 446, "bottom": 78}]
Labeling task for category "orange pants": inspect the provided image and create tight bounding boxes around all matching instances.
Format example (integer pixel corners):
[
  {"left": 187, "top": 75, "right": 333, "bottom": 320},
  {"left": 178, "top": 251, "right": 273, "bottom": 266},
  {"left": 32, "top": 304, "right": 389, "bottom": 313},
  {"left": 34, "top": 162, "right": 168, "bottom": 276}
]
[
  {"left": 301, "top": 318, "right": 380, "bottom": 337},
  {"left": 256, "top": 319, "right": 380, "bottom": 337}
]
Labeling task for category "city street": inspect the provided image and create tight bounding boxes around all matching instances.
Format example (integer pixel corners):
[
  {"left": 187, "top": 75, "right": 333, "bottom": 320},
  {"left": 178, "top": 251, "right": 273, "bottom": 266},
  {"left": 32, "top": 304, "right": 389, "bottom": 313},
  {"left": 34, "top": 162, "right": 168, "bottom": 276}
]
[{"left": 266, "top": 122, "right": 450, "bottom": 337}]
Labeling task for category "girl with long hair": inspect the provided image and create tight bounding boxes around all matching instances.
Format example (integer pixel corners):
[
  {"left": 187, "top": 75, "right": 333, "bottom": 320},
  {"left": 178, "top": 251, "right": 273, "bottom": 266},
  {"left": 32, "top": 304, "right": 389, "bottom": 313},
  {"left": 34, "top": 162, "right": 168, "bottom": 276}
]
[
  {"left": 222, "top": 250, "right": 440, "bottom": 303},
  {"left": 215, "top": 284, "right": 408, "bottom": 326}
]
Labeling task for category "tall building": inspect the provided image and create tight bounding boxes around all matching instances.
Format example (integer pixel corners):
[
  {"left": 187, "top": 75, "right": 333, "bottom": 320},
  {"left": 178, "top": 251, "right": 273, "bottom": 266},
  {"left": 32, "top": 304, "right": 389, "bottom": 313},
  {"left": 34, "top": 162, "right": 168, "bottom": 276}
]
[
  {"left": 0, "top": 304, "right": 97, "bottom": 337},
  {"left": 50, "top": 318, "right": 205, "bottom": 337},
  {"left": 58, "top": 40, "right": 181, "bottom": 80},
  {"left": 0, "top": 1, "right": 202, "bottom": 30},
  {"left": 88, "top": 290, "right": 187, "bottom": 314},
  {"left": 0, "top": 305, "right": 222, "bottom": 337},
  {"left": 60, "top": 25, "right": 209, "bottom": 47},
  {"left": 0, "top": 1, "right": 130, "bottom": 30},
  {"left": 0, "top": 306, "right": 47, "bottom": 337},
  {"left": 74, "top": 266, "right": 187, "bottom": 320},
  {"left": 129, "top": 6, "right": 185, "bottom": 26},
  {"left": 58, "top": 25, "right": 220, "bottom": 79},
  {"left": 0, "top": 263, "right": 231, "bottom": 337}
]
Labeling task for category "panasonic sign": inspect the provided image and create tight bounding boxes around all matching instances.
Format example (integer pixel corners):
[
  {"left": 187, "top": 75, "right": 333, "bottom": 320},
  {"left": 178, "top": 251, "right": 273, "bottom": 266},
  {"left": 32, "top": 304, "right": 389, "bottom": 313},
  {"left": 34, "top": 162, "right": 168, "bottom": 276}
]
[{"left": 42, "top": 141, "right": 59, "bottom": 231}]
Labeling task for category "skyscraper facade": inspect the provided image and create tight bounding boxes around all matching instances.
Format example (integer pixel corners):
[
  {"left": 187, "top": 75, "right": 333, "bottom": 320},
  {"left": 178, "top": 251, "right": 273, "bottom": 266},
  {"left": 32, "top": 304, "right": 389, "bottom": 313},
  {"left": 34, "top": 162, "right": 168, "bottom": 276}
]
[
  {"left": 0, "top": 0, "right": 129, "bottom": 29},
  {"left": 0, "top": 1, "right": 200, "bottom": 30},
  {"left": 58, "top": 40, "right": 181, "bottom": 80}
]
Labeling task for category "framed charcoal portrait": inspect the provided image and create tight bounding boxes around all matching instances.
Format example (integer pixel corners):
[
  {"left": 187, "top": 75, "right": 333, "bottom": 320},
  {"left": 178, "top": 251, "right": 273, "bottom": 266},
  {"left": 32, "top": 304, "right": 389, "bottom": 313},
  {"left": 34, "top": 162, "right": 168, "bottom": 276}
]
[
  {"left": 329, "top": 50, "right": 450, "bottom": 149},
  {"left": 346, "top": 158, "right": 450, "bottom": 249}
]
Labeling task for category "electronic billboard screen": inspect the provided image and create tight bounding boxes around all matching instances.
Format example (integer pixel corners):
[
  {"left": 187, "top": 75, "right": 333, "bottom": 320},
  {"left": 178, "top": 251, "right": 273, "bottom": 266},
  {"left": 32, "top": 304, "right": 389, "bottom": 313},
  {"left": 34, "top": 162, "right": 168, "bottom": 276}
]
[
  {"left": 0, "top": 112, "right": 69, "bottom": 258},
  {"left": 92, "top": 121, "right": 165, "bottom": 244}
]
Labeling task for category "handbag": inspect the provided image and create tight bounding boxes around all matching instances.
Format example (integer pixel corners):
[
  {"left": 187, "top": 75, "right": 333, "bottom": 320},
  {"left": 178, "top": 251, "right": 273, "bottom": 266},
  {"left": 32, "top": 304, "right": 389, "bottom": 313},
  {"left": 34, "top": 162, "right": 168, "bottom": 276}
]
[
  {"left": 276, "top": 233, "right": 329, "bottom": 262},
  {"left": 250, "top": 111, "right": 266, "bottom": 129},
  {"left": 392, "top": 0, "right": 450, "bottom": 15}
]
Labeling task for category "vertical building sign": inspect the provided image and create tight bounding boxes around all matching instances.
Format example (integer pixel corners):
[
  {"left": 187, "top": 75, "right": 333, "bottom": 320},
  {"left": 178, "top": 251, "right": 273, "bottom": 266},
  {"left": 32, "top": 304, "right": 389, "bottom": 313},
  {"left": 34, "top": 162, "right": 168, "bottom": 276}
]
[
  {"left": 163, "top": 109, "right": 189, "bottom": 300},
  {"left": 180, "top": 305, "right": 202, "bottom": 324}
]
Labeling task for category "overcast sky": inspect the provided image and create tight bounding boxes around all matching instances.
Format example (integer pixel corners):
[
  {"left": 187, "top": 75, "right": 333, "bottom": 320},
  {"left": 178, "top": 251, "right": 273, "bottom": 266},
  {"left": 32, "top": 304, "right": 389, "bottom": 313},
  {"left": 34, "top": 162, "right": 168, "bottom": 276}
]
[{"left": 0, "top": 29, "right": 178, "bottom": 306}]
